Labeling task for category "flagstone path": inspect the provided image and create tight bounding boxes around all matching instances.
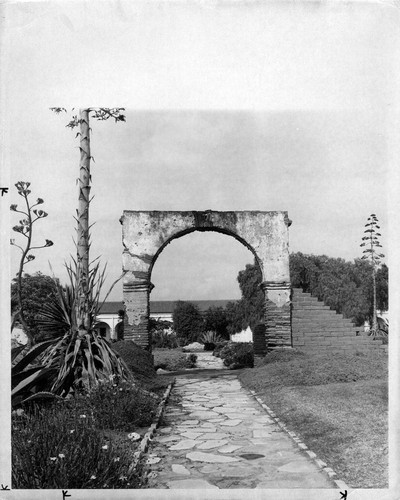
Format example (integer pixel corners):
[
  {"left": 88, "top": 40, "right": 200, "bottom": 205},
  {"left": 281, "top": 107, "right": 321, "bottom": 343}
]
[{"left": 146, "top": 362, "right": 335, "bottom": 490}]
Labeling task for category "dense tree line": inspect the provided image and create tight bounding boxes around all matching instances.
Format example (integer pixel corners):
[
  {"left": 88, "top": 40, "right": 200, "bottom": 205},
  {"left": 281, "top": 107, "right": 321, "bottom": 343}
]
[
  {"left": 230, "top": 253, "right": 388, "bottom": 332},
  {"left": 14, "top": 253, "right": 388, "bottom": 344}
]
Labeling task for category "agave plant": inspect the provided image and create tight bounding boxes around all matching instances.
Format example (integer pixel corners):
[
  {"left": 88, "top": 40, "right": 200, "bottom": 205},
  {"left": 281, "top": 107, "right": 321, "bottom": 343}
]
[
  {"left": 11, "top": 339, "right": 61, "bottom": 409},
  {"left": 36, "top": 258, "right": 129, "bottom": 396},
  {"left": 200, "top": 331, "right": 222, "bottom": 351}
]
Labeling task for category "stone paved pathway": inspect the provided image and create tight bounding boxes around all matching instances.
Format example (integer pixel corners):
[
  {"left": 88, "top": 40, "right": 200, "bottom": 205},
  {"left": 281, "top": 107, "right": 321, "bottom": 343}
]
[{"left": 146, "top": 367, "right": 335, "bottom": 489}]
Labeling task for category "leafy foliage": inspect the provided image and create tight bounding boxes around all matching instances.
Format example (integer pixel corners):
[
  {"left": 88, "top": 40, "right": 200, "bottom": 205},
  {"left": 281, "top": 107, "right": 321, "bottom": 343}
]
[
  {"left": 153, "top": 349, "right": 197, "bottom": 371},
  {"left": 12, "top": 402, "right": 145, "bottom": 489},
  {"left": 232, "top": 253, "right": 388, "bottom": 331},
  {"left": 35, "top": 259, "right": 130, "bottom": 397},
  {"left": 11, "top": 339, "right": 60, "bottom": 409},
  {"left": 71, "top": 378, "right": 158, "bottom": 431},
  {"left": 204, "top": 306, "right": 229, "bottom": 339},
  {"left": 172, "top": 301, "right": 205, "bottom": 343},
  {"left": 200, "top": 331, "right": 222, "bottom": 351},
  {"left": 11, "top": 273, "right": 62, "bottom": 341},
  {"left": 218, "top": 342, "right": 254, "bottom": 369}
]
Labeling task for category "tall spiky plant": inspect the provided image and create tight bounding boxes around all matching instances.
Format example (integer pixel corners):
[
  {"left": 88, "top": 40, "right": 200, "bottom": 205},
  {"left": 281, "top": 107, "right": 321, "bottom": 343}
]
[
  {"left": 10, "top": 182, "right": 54, "bottom": 347},
  {"left": 360, "top": 214, "right": 385, "bottom": 337},
  {"left": 50, "top": 108, "right": 125, "bottom": 333}
]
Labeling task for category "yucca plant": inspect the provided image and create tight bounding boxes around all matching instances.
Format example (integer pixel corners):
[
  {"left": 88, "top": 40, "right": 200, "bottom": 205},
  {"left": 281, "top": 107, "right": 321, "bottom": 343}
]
[
  {"left": 200, "top": 331, "right": 222, "bottom": 351},
  {"left": 37, "top": 259, "right": 129, "bottom": 397},
  {"left": 11, "top": 339, "right": 61, "bottom": 409}
]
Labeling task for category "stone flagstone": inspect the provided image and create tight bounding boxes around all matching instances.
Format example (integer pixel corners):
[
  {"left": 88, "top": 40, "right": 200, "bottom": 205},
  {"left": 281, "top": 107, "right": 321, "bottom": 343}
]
[
  {"left": 145, "top": 354, "right": 335, "bottom": 490},
  {"left": 167, "top": 479, "right": 219, "bottom": 489},
  {"left": 171, "top": 464, "right": 191, "bottom": 475},
  {"left": 220, "top": 419, "right": 242, "bottom": 426},
  {"left": 169, "top": 440, "right": 198, "bottom": 450},
  {"left": 186, "top": 451, "right": 240, "bottom": 463},
  {"left": 196, "top": 439, "right": 229, "bottom": 450},
  {"left": 218, "top": 444, "right": 243, "bottom": 453}
]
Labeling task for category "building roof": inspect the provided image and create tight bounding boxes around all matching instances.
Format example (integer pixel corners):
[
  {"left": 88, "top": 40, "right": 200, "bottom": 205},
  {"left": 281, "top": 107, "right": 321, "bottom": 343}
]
[{"left": 98, "top": 299, "right": 237, "bottom": 315}]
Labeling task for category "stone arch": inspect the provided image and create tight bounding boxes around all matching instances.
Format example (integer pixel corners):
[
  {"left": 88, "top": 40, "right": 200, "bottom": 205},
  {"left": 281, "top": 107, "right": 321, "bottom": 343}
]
[{"left": 120, "top": 210, "right": 292, "bottom": 354}]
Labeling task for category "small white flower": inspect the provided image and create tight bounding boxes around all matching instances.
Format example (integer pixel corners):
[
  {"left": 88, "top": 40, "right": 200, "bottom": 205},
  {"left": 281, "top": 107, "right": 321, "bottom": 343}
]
[
  {"left": 58, "top": 453, "right": 65, "bottom": 459},
  {"left": 102, "top": 445, "right": 108, "bottom": 450},
  {"left": 70, "top": 429, "right": 75, "bottom": 434},
  {"left": 49, "top": 457, "right": 57, "bottom": 461},
  {"left": 113, "top": 457, "right": 120, "bottom": 462},
  {"left": 127, "top": 432, "right": 140, "bottom": 441},
  {"left": 119, "top": 476, "right": 127, "bottom": 481},
  {"left": 90, "top": 475, "right": 96, "bottom": 480},
  {"left": 16, "top": 409, "right": 24, "bottom": 416},
  {"left": 79, "top": 414, "right": 86, "bottom": 419}
]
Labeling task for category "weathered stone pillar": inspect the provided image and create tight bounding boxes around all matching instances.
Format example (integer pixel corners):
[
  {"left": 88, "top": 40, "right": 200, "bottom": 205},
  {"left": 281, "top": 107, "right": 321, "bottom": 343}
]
[
  {"left": 260, "top": 281, "right": 292, "bottom": 348},
  {"left": 123, "top": 276, "right": 154, "bottom": 349},
  {"left": 253, "top": 324, "right": 267, "bottom": 357}
]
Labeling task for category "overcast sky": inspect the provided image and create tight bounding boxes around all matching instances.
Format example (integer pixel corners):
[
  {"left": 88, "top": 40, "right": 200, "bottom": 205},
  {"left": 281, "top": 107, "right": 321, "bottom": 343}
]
[{"left": 2, "top": 0, "right": 398, "bottom": 303}]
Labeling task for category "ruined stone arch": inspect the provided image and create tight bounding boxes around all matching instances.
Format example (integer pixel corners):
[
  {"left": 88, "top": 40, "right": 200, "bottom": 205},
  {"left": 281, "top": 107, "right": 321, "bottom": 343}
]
[{"left": 120, "top": 210, "right": 292, "bottom": 355}]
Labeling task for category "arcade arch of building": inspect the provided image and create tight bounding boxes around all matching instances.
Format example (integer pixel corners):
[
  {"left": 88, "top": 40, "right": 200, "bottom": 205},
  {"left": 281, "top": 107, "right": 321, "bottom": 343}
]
[{"left": 120, "top": 210, "right": 292, "bottom": 355}]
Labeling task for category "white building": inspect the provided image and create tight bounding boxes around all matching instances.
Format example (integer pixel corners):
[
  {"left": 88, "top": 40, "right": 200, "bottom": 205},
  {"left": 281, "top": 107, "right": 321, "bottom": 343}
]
[{"left": 95, "top": 300, "right": 235, "bottom": 341}]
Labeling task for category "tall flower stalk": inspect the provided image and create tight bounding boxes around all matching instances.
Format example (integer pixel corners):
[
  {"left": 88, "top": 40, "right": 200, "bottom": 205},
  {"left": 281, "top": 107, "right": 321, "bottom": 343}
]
[
  {"left": 10, "top": 182, "right": 53, "bottom": 346},
  {"left": 50, "top": 108, "right": 125, "bottom": 333},
  {"left": 360, "top": 214, "right": 385, "bottom": 337}
]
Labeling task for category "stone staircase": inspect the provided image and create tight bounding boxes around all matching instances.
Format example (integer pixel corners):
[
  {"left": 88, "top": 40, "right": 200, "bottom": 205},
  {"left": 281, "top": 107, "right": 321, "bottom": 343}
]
[{"left": 291, "top": 288, "right": 383, "bottom": 353}]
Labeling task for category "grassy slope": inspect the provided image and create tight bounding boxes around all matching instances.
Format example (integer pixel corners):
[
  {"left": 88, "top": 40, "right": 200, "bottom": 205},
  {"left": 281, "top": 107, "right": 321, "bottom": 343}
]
[{"left": 239, "top": 349, "right": 388, "bottom": 488}]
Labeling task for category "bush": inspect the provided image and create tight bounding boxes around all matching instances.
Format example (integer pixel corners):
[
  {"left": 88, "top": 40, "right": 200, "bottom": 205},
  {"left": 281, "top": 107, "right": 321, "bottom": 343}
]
[
  {"left": 111, "top": 340, "right": 156, "bottom": 378},
  {"left": 72, "top": 379, "right": 158, "bottom": 431},
  {"left": 153, "top": 349, "right": 197, "bottom": 371},
  {"left": 219, "top": 342, "right": 254, "bottom": 369},
  {"left": 12, "top": 403, "right": 145, "bottom": 489},
  {"left": 213, "top": 340, "right": 229, "bottom": 357},
  {"left": 152, "top": 330, "right": 179, "bottom": 349}
]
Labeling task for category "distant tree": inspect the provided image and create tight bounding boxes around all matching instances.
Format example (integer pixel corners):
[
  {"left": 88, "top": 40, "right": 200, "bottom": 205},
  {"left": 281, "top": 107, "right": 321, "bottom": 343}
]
[
  {"left": 238, "top": 252, "right": 389, "bottom": 328},
  {"left": 224, "top": 300, "right": 246, "bottom": 336},
  {"left": 10, "top": 182, "right": 54, "bottom": 346},
  {"left": 11, "top": 273, "right": 61, "bottom": 342},
  {"left": 204, "top": 306, "right": 229, "bottom": 339},
  {"left": 172, "top": 301, "right": 204, "bottom": 343},
  {"left": 236, "top": 262, "right": 264, "bottom": 331},
  {"left": 360, "top": 214, "right": 385, "bottom": 336}
]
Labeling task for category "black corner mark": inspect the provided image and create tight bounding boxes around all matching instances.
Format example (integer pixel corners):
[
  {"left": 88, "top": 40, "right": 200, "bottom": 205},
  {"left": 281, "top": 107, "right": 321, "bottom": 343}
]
[
  {"left": 0, "top": 187, "right": 9, "bottom": 196},
  {"left": 340, "top": 491, "right": 347, "bottom": 500},
  {"left": 0, "top": 484, "right": 10, "bottom": 490},
  {"left": 62, "top": 490, "right": 71, "bottom": 499}
]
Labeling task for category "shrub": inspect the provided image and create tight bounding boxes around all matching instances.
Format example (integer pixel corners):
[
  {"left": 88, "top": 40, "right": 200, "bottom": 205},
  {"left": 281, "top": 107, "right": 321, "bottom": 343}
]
[
  {"left": 153, "top": 349, "right": 197, "bottom": 371},
  {"left": 71, "top": 378, "right": 158, "bottom": 431},
  {"left": 200, "top": 331, "right": 222, "bottom": 351},
  {"left": 112, "top": 340, "right": 156, "bottom": 378},
  {"left": 219, "top": 342, "right": 254, "bottom": 369},
  {"left": 213, "top": 340, "right": 229, "bottom": 357},
  {"left": 12, "top": 403, "right": 145, "bottom": 489},
  {"left": 152, "top": 330, "right": 179, "bottom": 349}
]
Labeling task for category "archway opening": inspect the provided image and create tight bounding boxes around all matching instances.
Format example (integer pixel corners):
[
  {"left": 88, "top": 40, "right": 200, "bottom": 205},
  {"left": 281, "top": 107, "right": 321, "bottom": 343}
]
[{"left": 149, "top": 230, "right": 261, "bottom": 346}]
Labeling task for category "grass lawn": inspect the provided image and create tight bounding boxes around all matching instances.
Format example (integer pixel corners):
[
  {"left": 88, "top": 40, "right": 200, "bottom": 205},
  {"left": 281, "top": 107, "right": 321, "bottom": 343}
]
[{"left": 239, "top": 349, "right": 388, "bottom": 488}]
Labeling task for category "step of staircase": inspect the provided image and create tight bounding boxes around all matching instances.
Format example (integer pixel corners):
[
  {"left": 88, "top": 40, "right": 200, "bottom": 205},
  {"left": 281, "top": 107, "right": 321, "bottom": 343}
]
[{"left": 291, "top": 288, "right": 383, "bottom": 352}]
